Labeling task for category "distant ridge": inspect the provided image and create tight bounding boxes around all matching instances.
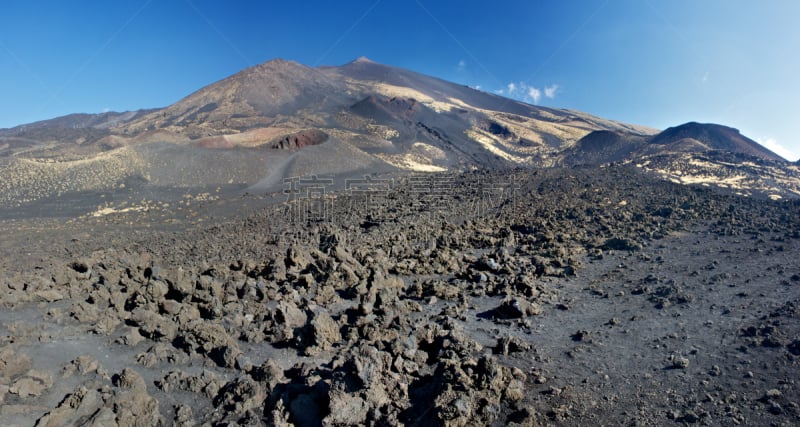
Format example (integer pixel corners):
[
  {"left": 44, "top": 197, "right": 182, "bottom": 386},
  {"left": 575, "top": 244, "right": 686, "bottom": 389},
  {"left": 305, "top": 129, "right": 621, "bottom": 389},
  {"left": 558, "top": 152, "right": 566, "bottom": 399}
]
[{"left": 561, "top": 122, "right": 785, "bottom": 166}]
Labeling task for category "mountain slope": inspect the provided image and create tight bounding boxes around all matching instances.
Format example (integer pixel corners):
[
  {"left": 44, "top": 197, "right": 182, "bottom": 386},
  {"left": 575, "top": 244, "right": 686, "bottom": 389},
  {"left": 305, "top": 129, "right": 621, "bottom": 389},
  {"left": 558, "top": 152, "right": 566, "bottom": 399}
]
[
  {"left": 1, "top": 57, "right": 798, "bottom": 216},
  {"left": 329, "top": 57, "right": 655, "bottom": 136},
  {"left": 3, "top": 57, "right": 657, "bottom": 167},
  {"left": 115, "top": 59, "right": 352, "bottom": 138}
]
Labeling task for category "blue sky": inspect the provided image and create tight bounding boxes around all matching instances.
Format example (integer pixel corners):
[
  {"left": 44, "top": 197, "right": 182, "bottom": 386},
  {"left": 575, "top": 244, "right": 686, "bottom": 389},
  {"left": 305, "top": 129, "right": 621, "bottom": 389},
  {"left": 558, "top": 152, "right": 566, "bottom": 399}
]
[{"left": 1, "top": 0, "right": 798, "bottom": 160}]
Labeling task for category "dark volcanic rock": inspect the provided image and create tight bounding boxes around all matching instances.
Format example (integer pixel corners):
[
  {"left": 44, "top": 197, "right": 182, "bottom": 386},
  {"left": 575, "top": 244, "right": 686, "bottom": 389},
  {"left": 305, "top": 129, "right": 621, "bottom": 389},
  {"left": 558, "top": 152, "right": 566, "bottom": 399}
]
[
  {"left": 487, "top": 297, "right": 542, "bottom": 320},
  {"left": 3, "top": 165, "right": 800, "bottom": 426}
]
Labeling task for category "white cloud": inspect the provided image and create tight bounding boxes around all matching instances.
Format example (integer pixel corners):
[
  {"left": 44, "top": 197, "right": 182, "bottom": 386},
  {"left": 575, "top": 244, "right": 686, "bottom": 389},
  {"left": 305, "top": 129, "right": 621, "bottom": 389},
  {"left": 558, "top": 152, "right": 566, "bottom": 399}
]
[
  {"left": 544, "top": 84, "right": 559, "bottom": 98},
  {"left": 473, "top": 85, "right": 481, "bottom": 90},
  {"left": 757, "top": 137, "right": 798, "bottom": 161},
  {"left": 497, "top": 81, "right": 558, "bottom": 105},
  {"left": 457, "top": 59, "right": 466, "bottom": 72},
  {"left": 528, "top": 87, "right": 541, "bottom": 104}
]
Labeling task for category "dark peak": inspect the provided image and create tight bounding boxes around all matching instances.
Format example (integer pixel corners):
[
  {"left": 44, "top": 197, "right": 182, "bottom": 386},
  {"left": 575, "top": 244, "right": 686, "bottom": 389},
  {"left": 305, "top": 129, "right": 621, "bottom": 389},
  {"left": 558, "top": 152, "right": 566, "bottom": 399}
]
[
  {"left": 664, "top": 121, "right": 740, "bottom": 135},
  {"left": 651, "top": 122, "right": 784, "bottom": 161},
  {"left": 575, "top": 129, "right": 643, "bottom": 150},
  {"left": 652, "top": 122, "right": 742, "bottom": 145}
]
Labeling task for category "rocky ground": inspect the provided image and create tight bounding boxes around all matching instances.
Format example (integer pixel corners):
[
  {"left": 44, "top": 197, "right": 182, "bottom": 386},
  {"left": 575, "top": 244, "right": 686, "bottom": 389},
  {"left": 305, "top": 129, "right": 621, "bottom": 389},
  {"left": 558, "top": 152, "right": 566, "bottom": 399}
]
[{"left": 1, "top": 165, "right": 799, "bottom": 426}]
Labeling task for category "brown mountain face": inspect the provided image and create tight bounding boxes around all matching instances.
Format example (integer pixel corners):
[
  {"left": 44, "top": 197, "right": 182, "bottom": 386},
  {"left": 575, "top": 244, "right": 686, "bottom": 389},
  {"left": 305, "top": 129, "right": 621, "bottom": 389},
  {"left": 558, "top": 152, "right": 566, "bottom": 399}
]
[
  {"left": 1, "top": 57, "right": 798, "bottom": 214},
  {"left": 114, "top": 59, "right": 351, "bottom": 139}
]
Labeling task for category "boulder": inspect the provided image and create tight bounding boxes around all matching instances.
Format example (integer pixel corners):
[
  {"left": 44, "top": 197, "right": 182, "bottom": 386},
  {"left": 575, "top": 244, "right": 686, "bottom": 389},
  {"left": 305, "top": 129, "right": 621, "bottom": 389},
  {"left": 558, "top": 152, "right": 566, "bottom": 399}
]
[
  {"left": 9, "top": 370, "right": 53, "bottom": 398},
  {"left": 490, "top": 297, "right": 542, "bottom": 319}
]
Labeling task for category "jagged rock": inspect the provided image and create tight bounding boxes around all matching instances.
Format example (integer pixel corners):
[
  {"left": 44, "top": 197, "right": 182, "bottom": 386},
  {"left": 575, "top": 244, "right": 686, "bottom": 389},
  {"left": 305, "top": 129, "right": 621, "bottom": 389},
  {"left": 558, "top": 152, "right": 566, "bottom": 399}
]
[
  {"left": 113, "top": 388, "right": 162, "bottom": 427},
  {"left": 428, "top": 279, "right": 461, "bottom": 300},
  {"left": 235, "top": 354, "right": 253, "bottom": 371},
  {"left": 70, "top": 300, "right": 100, "bottom": 323},
  {"left": 268, "top": 300, "right": 308, "bottom": 343},
  {"left": 142, "top": 279, "right": 169, "bottom": 305},
  {"left": 480, "top": 257, "right": 502, "bottom": 272},
  {"left": 114, "top": 367, "right": 147, "bottom": 390},
  {"left": 493, "top": 336, "right": 532, "bottom": 355},
  {"left": 128, "top": 307, "right": 178, "bottom": 341},
  {"left": 314, "top": 283, "right": 339, "bottom": 305},
  {"left": 670, "top": 355, "right": 690, "bottom": 369},
  {"left": 269, "top": 398, "right": 294, "bottom": 426},
  {"left": 180, "top": 320, "right": 234, "bottom": 354},
  {"left": 163, "top": 267, "right": 194, "bottom": 301},
  {"left": 511, "top": 274, "right": 541, "bottom": 297},
  {"left": 301, "top": 310, "right": 342, "bottom": 355},
  {"left": 156, "top": 369, "right": 222, "bottom": 399},
  {"left": 212, "top": 344, "right": 243, "bottom": 369},
  {"left": 173, "top": 404, "right": 194, "bottom": 426},
  {"left": 156, "top": 370, "right": 188, "bottom": 393},
  {"left": 420, "top": 353, "right": 523, "bottom": 426},
  {"left": 0, "top": 347, "right": 32, "bottom": 383},
  {"left": 135, "top": 343, "right": 189, "bottom": 368},
  {"left": 35, "top": 386, "right": 101, "bottom": 427},
  {"left": 286, "top": 245, "right": 313, "bottom": 273},
  {"left": 213, "top": 376, "right": 265, "bottom": 414},
  {"left": 352, "top": 345, "right": 387, "bottom": 389},
  {"left": 9, "top": 369, "right": 53, "bottom": 397},
  {"left": 490, "top": 297, "right": 542, "bottom": 319},
  {"left": 92, "top": 312, "right": 121, "bottom": 335},
  {"left": 115, "top": 326, "right": 145, "bottom": 346},
  {"left": 370, "top": 268, "right": 405, "bottom": 290},
  {"left": 62, "top": 355, "right": 100, "bottom": 377},
  {"left": 251, "top": 359, "right": 285, "bottom": 389},
  {"left": 36, "top": 380, "right": 162, "bottom": 427},
  {"left": 571, "top": 330, "right": 591, "bottom": 342},
  {"left": 324, "top": 391, "right": 369, "bottom": 426},
  {"left": 504, "top": 379, "right": 526, "bottom": 401}
]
